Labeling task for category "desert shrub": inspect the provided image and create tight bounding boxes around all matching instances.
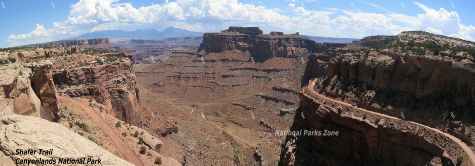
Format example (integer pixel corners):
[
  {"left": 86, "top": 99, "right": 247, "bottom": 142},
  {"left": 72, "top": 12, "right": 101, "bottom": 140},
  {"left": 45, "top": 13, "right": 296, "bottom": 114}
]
[
  {"left": 75, "top": 121, "right": 89, "bottom": 132},
  {"left": 138, "top": 137, "right": 144, "bottom": 145},
  {"left": 154, "top": 157, "right": 162, "bottom": 165},
  {"left": 139, "top": 146, "right": 147, "bottom": 155}
]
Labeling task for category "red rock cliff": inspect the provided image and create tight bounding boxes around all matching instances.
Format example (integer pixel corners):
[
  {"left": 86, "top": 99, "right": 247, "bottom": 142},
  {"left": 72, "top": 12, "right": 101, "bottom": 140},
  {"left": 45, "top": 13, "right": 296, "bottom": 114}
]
[
  {"left": 52, "top": 52, "right": 140, "bottom": 122},
  {"left": 199, "top": 27, "right": 317, "bottom": 62}
]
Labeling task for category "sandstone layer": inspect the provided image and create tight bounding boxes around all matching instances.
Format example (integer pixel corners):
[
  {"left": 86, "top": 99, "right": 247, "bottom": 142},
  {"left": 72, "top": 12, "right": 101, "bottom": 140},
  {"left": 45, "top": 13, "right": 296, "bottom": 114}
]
[
  {"left": 199, "top": 26, "right": 317, "bottom": 62},
  {"left": 6, "top": 47, "right": 141, "bottom": 122},
  {"left": 0, "top": 53, "right": 59, "bottom": 120},
  {"left": 0, "top": 45, "right": 176, "bottom": 165},
  {"left": 280, "top": 80, "right": 475, "bottom": 166},
  {"left": 0, "top": 114, "right": 133, "bottom": 166},
  {"left": 133, "top": 26, "right": 319, "bottom": 165},
  {"left": 306, "top": 31, "right": 475, "bottom": 131},
  {"left": 280, "top": 31, "right": 475, "bottom": 166}
]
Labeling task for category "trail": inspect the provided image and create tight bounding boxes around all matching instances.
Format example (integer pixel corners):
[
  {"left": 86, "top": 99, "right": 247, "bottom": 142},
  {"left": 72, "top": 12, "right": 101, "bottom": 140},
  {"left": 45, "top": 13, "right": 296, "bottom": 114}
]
[{"left": 302, "top": 80, "right": 475, "bottom": 165}]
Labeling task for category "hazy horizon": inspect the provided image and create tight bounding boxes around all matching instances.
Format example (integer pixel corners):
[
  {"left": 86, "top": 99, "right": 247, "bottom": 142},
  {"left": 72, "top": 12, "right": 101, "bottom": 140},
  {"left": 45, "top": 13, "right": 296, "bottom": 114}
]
[{"left": 1, "top": 0, "right": 475, "bottom": 47}]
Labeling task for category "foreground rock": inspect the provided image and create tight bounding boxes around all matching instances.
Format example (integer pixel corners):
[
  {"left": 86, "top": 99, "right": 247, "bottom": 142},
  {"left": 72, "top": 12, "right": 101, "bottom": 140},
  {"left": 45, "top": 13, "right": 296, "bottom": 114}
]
[
  {"left": 1, "top": 44, "right": 178, "bottom": 165},
  {"left": 4, "top": 46, "right": 141, "bottom": 123},
  {"left": 0, "top": 54, "right": 59, "bottom": 121},
  {"left": 0, "top": 114, "right": 132, "bottom": 166}
]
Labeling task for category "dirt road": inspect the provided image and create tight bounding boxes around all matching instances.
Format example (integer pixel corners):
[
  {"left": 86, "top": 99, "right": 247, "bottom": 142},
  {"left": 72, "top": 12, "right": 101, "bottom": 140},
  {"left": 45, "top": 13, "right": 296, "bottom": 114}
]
[{"left": 303, "top": 80, "right": 475, "bottom": 166}]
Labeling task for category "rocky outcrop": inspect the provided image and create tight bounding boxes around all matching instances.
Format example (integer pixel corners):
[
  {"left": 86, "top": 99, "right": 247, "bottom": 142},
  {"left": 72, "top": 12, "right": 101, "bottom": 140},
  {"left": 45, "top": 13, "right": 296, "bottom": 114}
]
[
  {"left": 304, "top": 31, "right": 475, "bottom": 127},
  {"left": 280, "top": 31, "right": 475, "bottom": 166},
  {"left": 25, "top": 38, "right": 110, "bottom": 48},
  {"left": 0, "top": 55, "right": 59, "bottom": 120},
  {"left": 48, "top": 51, "right": 140, "bottom": 122},
  {"left": 2, "top": 47, "right": 140, "bottom": 122},
  {"left": 199, "top": 27, "right": 317, "bottom": 62},
  {"left": 280, "top": 80, "right": 475, "bottom": 166},
  {"left": 27, "top": 62, "right": 60, "bottom": 121},
  {"left": 321, "top": 50, "right": 474, "bottom": 108},
  {"left": 0, "top": 114, "right": 133, "bottom": 166},
  {"left": 1, "top": 45, "right": 174, "bottom": 165}
]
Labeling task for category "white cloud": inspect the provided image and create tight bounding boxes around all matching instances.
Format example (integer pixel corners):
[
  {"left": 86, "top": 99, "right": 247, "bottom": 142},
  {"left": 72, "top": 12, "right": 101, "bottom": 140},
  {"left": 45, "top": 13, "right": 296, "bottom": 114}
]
[
  {"left": 8, "top": 24, "right": 50, "bottom": 46},
  {"left": 6, "top": 0, "right": 475, "bottom": 46},
  {"left": 414, "top": 2, "right": 460, "bottom": 35}
]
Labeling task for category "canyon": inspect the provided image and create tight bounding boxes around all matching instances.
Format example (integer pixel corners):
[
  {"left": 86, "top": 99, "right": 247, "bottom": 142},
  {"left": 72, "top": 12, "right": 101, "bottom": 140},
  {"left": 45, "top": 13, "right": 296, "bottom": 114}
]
[
  {"left": 280, "top": 31, "right": 475, "bottom": 166},
  {"left": 1, "top": 27, "right": 475, "bottom": 166},
  {"left": 134, "top": 27, "right": 315, "bottom": 165}
]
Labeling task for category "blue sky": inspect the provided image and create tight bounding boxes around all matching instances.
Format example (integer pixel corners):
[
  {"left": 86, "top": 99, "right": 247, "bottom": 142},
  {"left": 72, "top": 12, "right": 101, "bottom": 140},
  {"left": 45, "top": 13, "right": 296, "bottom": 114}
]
[{"left": 1, "top": 0, "right": 475, "bottom": 47}]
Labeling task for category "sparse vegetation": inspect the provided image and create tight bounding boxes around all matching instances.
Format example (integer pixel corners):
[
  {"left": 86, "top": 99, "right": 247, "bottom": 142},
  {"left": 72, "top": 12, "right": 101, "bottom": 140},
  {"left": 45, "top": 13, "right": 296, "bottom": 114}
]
[
  {"left": 138, "top": 137, "right": 144, "bottom": 145},
  {"left": 75, "top": 121, "right": 89, "bottom": 133},
  {"left": 87, "top": 136, "right": 98, "bottom": 144},
  {"left": 154, "top": 157, "right": 162, "bottom": 165},
  {"left": 139, "top": 146, "right": 147, "bottom": 155}
]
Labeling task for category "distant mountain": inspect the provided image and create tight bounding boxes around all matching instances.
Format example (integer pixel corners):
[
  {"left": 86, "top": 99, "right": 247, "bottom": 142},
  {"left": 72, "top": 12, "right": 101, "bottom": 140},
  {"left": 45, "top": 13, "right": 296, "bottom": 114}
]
[
  {"left": 304, "top": 35, "right": 358, "bottom": 44},
  {"left": 78, "top": 27, "right": 202, "bottom": 40}
]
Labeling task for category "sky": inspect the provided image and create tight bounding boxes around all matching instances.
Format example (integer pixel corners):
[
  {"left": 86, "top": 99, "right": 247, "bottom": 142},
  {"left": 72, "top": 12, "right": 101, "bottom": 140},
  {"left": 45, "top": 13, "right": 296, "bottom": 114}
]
[{"left": 1, "top": 0, "right": 475, "bottom": 47}]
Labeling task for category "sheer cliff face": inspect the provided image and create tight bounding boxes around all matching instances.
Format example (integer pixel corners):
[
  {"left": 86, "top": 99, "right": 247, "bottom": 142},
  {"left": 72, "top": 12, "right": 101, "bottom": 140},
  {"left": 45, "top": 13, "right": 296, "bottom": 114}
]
[
  {"left": 51, "top": 52, "right": 140, "bottom": 122},
  {"left": 280, "top": 32, "right": 475, "bottom": 166},
  {"left": 317, "top": 51, "right": 475, "bottom": 113},
  {"left": 307, "top": 32, "right": 475, "bottom": 124},
  {"left": 0, "top": 48, "right": 176, "bottom": 166},
  {"left": 134, "top": 27, "right": 317, "bottom": 165},
  {"left": 280, "top": 98, "right": 449, "bottom": 166},
  {"left": 199, "top": 27, "right": 316, "bottom": 62},
  {"left": 2, "top": 48, "right": 140, "bottom": 123}
]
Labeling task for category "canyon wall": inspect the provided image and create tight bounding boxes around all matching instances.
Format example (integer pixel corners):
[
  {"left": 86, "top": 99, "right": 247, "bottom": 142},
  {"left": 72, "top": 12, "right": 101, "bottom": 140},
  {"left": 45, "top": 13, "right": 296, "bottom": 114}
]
[
  {"left": 52, "top": 52, "right": 140, "bottom": 122},
  {"left": 280, "top": 82, "right": 475, "bottom": 166},
  {"left": 1, "top": 46, "right": 139, "bottom": 121},
  {"left": 280, "top": 31, "right": 475, "bottom": 166},
  {"left": 10, "top": 47, "right": 141, "bottom": 122},
  {"left": 301, "top": 31, "right": 475, "bottom": 128},
  {"left": 134, "top": 27, "right": 320, "bottom": 165},
  {"left": 0, "top": 51, "right": 133, "bottom": 166},
  {"left": 1, "top": 46, "right": 176, "bottom": 166},
  {"left": 199, "top": 27, "right": 317, "bottom": 61}
]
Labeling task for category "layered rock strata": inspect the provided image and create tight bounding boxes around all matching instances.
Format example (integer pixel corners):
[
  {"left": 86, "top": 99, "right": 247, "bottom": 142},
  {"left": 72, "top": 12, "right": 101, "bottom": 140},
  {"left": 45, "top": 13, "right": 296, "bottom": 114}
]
[
  {"left": 302, "top": 31, "right": 475, "bottom": 129},
  {"left": 280, "top": 31, "right": 475, "bottom": 166},
  {"left": 52, "top": 53, "right": 140, "bottom": 122},
  {"left": 199, "top": 26, "right": 317, "bottom": 61},
  {"left": 280, "top": 80, "right": 475, "bottom": 166},
  {"left": 0, "top": 46, "right": 174, "bottom": 165}
]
